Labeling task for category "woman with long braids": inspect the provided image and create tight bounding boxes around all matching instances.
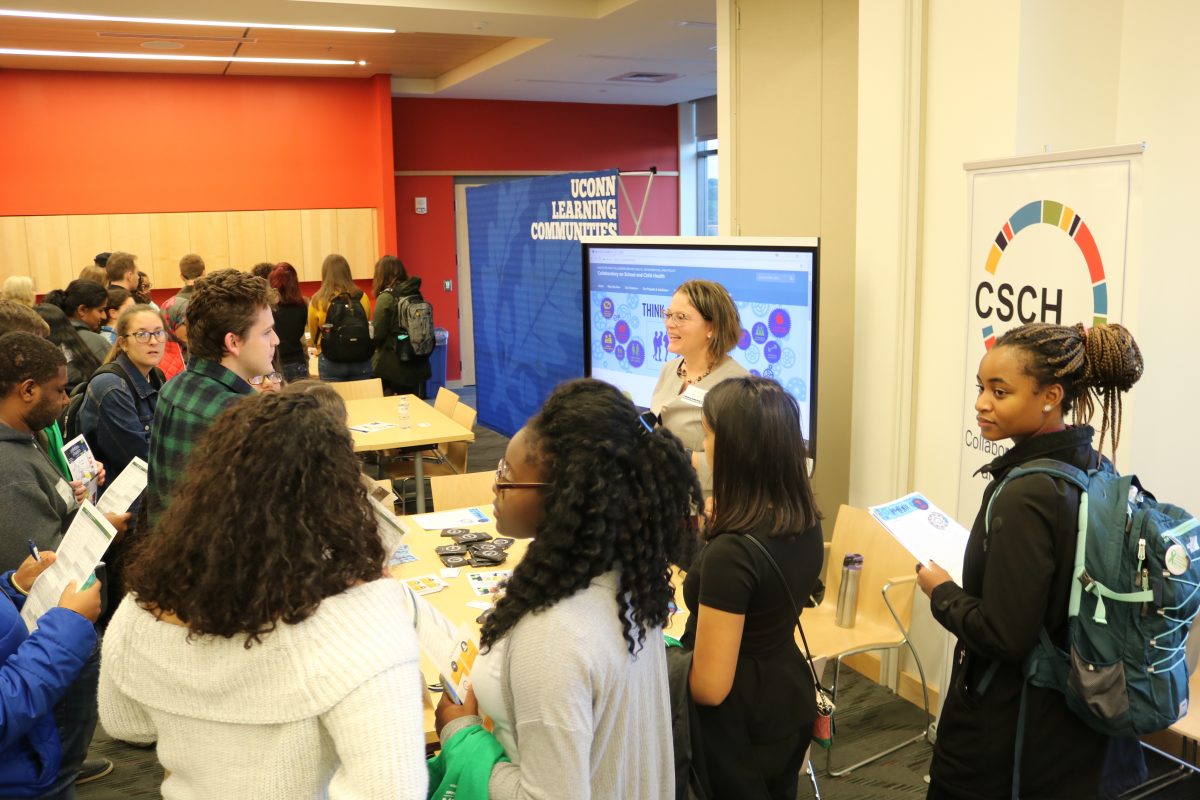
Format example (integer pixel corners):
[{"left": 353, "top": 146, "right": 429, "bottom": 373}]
[
  {"left": 917, "top": 322, "right": 1144, "bottom": 800},
  {"left": 684, "top": 376, "right": 823, "bottom": 800},
  {"left": 435, "top": 378, "right": 701, "bottom": 799}
]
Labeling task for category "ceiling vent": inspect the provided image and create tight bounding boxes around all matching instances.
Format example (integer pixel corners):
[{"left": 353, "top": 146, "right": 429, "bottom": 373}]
[{"left": 607, "top": 71, "right": 679, "bottom": 83}]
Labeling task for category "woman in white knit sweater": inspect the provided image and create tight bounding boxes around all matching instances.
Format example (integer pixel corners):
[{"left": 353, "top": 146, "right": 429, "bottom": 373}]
[
  {"left": 99, "top": 389, "right": 427, "bottom": 800},
  {"left": 436, "top": 378, "right": 703, "bottom": 799}
]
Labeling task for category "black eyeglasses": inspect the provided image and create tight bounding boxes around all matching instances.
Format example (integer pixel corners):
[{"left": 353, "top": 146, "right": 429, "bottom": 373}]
[
  {"left": 249, "top": 372, "right": 283, "bottom": 386},
  {"left": 494, "top": 458, "right": 550, "bottom": 491},
  {"left": 122, "top": 330, "right": 168, "bottom": 344}
]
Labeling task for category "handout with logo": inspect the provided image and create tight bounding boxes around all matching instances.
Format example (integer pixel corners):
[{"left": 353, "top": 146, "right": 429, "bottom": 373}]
[
  {"left": 868, "top": 493, "right": 969, "bottom": 585},
  {"left": 21, "top": 501, "right": 117, "bottom": 631},
  {"left": 61, "top": 434, "right": 100, "bottom": 504},
  {"left": 396, "top": 583, "right": 479, "bottom": 704}
]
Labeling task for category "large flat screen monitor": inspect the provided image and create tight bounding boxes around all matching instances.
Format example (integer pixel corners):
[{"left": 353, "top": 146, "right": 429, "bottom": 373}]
[{"left": 582, "top": 236, "right": 819, "bottom": 456}]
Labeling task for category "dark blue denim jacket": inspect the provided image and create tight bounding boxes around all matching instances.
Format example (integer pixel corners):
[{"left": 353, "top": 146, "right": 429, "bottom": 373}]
[{"left": 77, "top": 354, "right": 164, "bottom": 491}]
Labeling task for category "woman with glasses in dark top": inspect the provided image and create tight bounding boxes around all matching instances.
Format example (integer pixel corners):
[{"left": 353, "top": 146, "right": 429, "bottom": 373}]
[{"left": 78, "top": 305, "right": 167, "bottom": 486}]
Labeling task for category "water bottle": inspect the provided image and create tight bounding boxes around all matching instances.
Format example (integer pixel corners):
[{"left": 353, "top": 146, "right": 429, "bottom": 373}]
[
  {"left": 397, "top": 396, "right": 411, "bottom": 430},
  {"left": 835, "top": 553, "right": 863, "bottom": 628}
]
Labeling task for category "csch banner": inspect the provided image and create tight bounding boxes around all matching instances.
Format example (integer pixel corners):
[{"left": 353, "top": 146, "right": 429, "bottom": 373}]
[{"left": 467, "top": 169, "right": 619, "bottom": 436}]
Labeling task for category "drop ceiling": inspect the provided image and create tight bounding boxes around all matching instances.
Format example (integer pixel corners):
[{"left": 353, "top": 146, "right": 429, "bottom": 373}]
[{"left": 0, "top": 0, "right": 717, "bottom": 104}]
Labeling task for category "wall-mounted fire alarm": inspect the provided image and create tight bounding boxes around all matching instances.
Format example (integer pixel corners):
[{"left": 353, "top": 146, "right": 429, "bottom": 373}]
[{"left": 415, "top": 197, "right": 428, "bottom": 214}]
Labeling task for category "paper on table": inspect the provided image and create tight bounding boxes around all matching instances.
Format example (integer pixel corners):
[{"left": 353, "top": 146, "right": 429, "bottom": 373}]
[
  {"left": 21, "top": 501, "right": 117, "bottom": 631},
  {"left": 868, "top": 492, "right": 970, "bottom": 585},
  {"left": 395, "top": 583, "right": 479, "bottom": 704},
  {"left": 349, "top": 421, "right": 397, "bottom": 434},
  {"left": 96, "top": 457, "right": 148, "bottom": 515},
  {"left": 410, "top": 507, "right": 491, "bottom": 531},
  {"left": 61, "top": 434, "right": 99, "bottom": 504}
]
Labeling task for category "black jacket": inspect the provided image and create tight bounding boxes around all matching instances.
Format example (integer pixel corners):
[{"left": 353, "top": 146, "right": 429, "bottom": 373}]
[
  {"left": 929, "top": 425, "right": 1109, "bottom": 800},
  {"left": 372, "top": 277, "right": 432, "bottom": 391}
]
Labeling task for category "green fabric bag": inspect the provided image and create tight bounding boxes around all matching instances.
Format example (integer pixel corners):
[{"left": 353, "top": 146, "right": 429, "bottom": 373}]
[
  {"left": 42, "top": 421, "right": 71, "bottom": 481},
  {"left": 427, "top": 723, "right": 510, "bottom": 800}
]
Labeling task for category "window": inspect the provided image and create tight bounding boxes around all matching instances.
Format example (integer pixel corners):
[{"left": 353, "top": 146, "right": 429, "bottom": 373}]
[{"left": 697, "top": 138, "right": 718, "bottom": 235}]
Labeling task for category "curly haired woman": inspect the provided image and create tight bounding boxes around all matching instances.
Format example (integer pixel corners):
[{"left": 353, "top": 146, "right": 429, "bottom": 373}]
[
  {"left": 435, "top": 378, "right": 702, "bottom": 799},
  {"left": 98, "top": 390, "right": 427, "bottom": 800}
]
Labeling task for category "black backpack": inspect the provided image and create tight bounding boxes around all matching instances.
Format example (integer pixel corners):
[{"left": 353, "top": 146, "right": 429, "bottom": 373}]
[
  {"left": 320, "top": 292, "right": 373, "bottom": 362},
  {"left": 390, "top": 290, "right": 435, "bottom": 360},
  {"left": 61, "top": 363, "right": 137, "bottom": 441}
]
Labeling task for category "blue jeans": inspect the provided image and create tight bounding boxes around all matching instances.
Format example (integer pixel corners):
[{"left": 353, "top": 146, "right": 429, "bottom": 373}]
[
  {"left": 38, "top": 640, "right": 100, "bottom": 800},
  {"left": 317, "top": 355, "right": 373, "bottom": 383}
]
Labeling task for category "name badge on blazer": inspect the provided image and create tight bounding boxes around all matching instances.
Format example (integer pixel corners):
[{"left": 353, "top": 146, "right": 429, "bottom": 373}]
[{"left": 679, "top": 384, "right": 708, "bottom": 407}]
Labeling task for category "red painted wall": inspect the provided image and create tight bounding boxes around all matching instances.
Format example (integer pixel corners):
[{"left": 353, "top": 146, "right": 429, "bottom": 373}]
[
  {"left": 392, "top": 98, "right": 680, "bottom": 382},
  {"left": 0, "top": 70, "right": 396, "bottom": 253}
]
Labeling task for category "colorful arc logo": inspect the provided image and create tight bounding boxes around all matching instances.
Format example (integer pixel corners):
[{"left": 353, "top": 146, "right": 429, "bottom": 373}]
[{"left": 981, "top": 199, "right": 1107, "bottom": 350}]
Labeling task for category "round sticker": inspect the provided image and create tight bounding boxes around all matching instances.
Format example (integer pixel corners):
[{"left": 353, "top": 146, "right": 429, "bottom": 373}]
[{"left": 1165, "top": 543, "right": 1191, "bottom": 576}]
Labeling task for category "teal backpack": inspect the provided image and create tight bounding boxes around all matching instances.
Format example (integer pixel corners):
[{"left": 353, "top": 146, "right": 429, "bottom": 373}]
[{"left": 985, "top": 458, "right": 1200, "bottom": 798}]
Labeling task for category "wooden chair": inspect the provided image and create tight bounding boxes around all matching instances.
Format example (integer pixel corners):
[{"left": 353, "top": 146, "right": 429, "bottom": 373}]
[
  {"left": 387, "top": 403, "right": 478, "bottom": 509},
  {"left": 430, "top": 472, "right": 496, "bottom": 511},
  {"left": 329, "top": 378, "right": 383, "bottom": 401},
  {"left": 800, "top": 504, "right": 932, "bottom": 776},
  {"left": 433, "top": 386, "right": 459, "bottom": 417}
]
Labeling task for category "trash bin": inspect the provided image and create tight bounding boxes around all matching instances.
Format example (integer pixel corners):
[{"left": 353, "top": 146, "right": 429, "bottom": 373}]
[{"left": 427, "top": 327, "right": 449, "bottom": 397}]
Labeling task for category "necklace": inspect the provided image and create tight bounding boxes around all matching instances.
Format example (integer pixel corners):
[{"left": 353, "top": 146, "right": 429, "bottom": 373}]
[{"left": 677, "top": 358, "right": 714, "bottom": 386}]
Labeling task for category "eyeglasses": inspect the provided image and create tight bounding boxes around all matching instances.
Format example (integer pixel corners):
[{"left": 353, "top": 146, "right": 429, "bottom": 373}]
[
  {"left": 494, "top": 458, "right": 550, "bottom": 491},
  {"left": 661, "top": 310, "right": 694, "bottom": 324},
  {"left": 122, "top": 330, "right": 168, "bottom": 343},
  {"left": 249, "top": 372, "right": 283, "bottom": 386}
]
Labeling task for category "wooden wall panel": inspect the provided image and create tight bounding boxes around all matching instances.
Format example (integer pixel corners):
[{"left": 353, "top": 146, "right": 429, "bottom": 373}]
[
  {"left": 66, "top": 215, "right": 110, "bottom": 277},
  {"left": 25, "top": 216, "right": 73, "bottom": 292},
  {"left": 227, "top": 211, "right": 268, "bottom": 271},
  {"left": 336, "top": 208, "right": 378, "bottom": 280},
  {"left": 149, "top": 213, "right": 191, "bottom": 290},
  {"left": 107, "top": 214, "right": 153, "bottom": 284},
  {"left": 299, "top": 209, "right": 338, "bottom": 283},
  {"left": 263, "top": 210, "right": 305, "bottom": 277},
  {"left": 7, "top": 208, "right": 374, "bottom": 294},
  {"left": 0, "top": 218, "right": 30, "bottom": 284},
  {"left": 187, "top": 212, "right": 230, "bottom": 272}
]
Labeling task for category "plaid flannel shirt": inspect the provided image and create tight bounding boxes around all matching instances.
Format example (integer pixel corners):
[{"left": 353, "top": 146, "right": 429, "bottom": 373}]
[{"left": 144, "top": 358, "right": 254, "bottom": 527}]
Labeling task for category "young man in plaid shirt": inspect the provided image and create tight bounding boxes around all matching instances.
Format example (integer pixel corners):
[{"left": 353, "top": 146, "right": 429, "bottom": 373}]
[{"left": 144, "top": 269, "right": 279, "bottom": 527}]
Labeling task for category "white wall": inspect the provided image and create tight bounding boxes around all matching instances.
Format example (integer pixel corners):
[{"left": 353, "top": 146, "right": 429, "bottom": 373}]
[{"left": 855, "top": 0, "right": 1200, "bottom": 696}]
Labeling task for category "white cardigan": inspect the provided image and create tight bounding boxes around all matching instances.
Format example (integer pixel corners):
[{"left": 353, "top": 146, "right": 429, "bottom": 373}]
[{"left": 99, "top": 579, "right": 427, "bottom": 800}]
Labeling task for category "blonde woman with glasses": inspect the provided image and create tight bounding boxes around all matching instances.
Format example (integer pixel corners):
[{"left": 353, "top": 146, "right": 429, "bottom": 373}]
[{"left": 650, "top": 280, "right": 747, "bottom": 495}]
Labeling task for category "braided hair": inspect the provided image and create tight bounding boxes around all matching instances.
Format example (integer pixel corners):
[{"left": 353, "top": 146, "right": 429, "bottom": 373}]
[
  {"left": 479, "top": 379, "right": 702, "bottom": 655},
  {"left": 995, "top": 322, "right": 1143, "bottom": 458}
]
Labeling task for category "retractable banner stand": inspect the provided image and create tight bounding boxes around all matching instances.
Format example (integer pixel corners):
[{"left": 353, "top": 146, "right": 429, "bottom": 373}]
[
  {"left": 955, "top": 146, "right": 1142, "bottom": 521},
  {"left": 466, "top": 169, "right": 619, "bottom": 437}
]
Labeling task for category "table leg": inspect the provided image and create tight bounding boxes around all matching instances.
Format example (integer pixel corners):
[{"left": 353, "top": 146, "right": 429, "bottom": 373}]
[{"left": 414, "top": 448, "right": 426, "bottom": 513}]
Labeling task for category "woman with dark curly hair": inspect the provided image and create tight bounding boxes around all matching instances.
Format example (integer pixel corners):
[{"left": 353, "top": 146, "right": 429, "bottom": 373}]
[
  {"left": 435, "top": 378, "right": 701, "bottom": 799},
  {"left": 683, "top": 376, "right": 823, "bottom": 800},
  {"left": 98, "top": 391, "right": 427, "bottom": 799}
]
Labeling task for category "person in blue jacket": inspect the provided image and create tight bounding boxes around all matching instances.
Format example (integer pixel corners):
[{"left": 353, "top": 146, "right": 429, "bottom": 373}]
[{"left": 1, "top": 551, "right": 101, "bottom": 799}]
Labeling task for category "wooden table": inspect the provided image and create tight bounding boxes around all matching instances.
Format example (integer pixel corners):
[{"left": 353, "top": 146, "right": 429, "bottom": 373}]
[
  {"left": 387, "top": 507, "right": 690, "bottom": 744},
  {"left": 345, "top": 395, "right": 475, "bottom": 511}
]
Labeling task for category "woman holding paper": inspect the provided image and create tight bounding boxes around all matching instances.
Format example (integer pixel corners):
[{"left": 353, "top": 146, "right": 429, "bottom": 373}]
[
  {"left": 916, "top": 322, "right": 1144, "bottom": 800},
  {"left": 99, "top": 391, "right": 427, "bottom": 799},
  {"left": 78, "top": 305, "right": 166, "bottom": 486},
  {"left": 650, "top": 280, "right": 747, "bottom": 495},
  {"left": 435, "top": 378, "right": 701, "bottom": 800},
  {"left": 684, "top": 376, "right": 824, "bottom": 800}
]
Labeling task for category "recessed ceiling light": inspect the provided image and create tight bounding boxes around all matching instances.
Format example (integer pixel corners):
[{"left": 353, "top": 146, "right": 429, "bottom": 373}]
[
  {"left": 0, "top": 48, "right": 359, "bottom": 65},
  {"left": 0, "top": 9, "right": 395, "bottom": 34}
]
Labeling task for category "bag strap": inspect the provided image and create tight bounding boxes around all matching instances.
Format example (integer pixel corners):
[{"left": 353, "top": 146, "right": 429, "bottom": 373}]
[{"left": 742, "top": 533, "right": 827, "bottom": 695}]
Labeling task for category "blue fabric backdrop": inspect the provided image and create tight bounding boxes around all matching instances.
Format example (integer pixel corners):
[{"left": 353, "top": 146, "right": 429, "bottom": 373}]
[{"left": 467, "top": 169, "right": 619, "bottom": 436}]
